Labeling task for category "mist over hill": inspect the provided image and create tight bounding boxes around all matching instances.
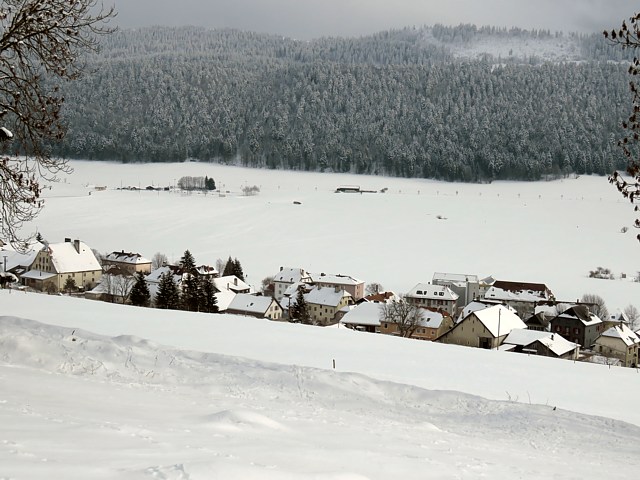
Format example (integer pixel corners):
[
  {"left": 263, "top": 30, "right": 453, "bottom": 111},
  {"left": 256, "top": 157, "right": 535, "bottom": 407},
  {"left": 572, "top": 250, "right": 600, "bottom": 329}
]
[{"left": 51, "top": 24, "right": 632, "bottom": 181}]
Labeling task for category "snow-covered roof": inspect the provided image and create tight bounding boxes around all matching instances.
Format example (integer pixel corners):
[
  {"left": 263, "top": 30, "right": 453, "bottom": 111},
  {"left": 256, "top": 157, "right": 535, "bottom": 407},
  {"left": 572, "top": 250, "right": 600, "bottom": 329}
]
[
  {"left": 195, "top": 265, "right": 218, "bottom": 276},
  {"left": 556, "top": 305, "right": 602, "bottom": 327},
  {"left": 47, "top": 240, "right": 101, "bottom": 273},
  {"left": 214, "top": 289, "right": 236, "bottom": 312},
  {"left": 609, "top": 309, "right": 630, "bottom": 324},
  {"left": 417, "top": 309, "right": 445, "bottom": 329},
  {"left": 228, "top": 294, "right": 276, "bottom": 315},
  {"left": 484, "top": 280, "right": 552, "bottom": 303},
  {"left": 407, "top": 283, "right": 459, "bottom": 301},
  {"left": 0, "top": 240, "right": 42, "bottom": 271},
  {"left": 305, "top": 286, "right": 352, "bottom": 307},
  {"left": 504, "top": 329, "right": 578, "bottom": 356},
  {"left": 432, "top": 272, "right": 479, "bottom": 285},
  {"left": 213, "top": 275, "right": 251, "bottom": 293},
  {"left": 283, "top": 281, "right": 310, "bottom": 297},
  {"left": 104, "top": 251, "right": 151, "bottom": 265},
  {"left": 146, "top": 266, "right": 182, "bottom": 285},
  {"left": 273, "top": 267, "right": 310, "bottom": 284},
  {"left": 362, "top": 291, "right": 397, "bottom": 303},
  {"left": 340, "top": 302, "right": 381, "bottom": 327},
  {"left": 310, "top": 273, "right": 363, "bottom": 286},
  {"left": 457, "top": 299, "right": 512, "bottom": 323},
  {"left": 599, "top": 324, "right": 640, "bottom": 347},
  {"left": 21, "top": 270, "right": 56, "bottom": 280},
  {"left": 470, "top": 305, "right": 526, "bottom": 337}
]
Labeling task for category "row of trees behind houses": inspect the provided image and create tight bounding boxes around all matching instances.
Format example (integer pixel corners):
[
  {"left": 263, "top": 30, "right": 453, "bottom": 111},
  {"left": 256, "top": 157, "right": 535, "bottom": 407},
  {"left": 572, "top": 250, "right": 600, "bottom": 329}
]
[{"left": 46, "top": 25, "right": 632, "bottom": 182}]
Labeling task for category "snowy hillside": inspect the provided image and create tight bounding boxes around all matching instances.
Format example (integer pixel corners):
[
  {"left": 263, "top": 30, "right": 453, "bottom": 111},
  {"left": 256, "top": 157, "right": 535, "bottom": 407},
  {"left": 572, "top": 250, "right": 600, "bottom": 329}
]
[{"left": 2, "top": 291, "right": 640, "bottom": 479}]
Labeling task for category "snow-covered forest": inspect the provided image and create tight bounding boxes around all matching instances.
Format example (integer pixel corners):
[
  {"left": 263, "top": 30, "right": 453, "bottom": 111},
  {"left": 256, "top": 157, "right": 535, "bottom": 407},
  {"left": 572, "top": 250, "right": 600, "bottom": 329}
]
[{"left": 50, "top": 25, "right": 631, "bottom": 181}]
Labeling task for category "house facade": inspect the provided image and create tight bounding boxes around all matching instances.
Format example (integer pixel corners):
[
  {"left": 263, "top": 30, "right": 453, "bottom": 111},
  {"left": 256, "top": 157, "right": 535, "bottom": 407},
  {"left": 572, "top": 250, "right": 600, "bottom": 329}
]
[
  {"left": 550, "top": 305, "right": 604, "bottom": 348},
  {"left": 432, "top": 272, "right": 480, "bottom": 311},
  {"left": 436, "top": 304, "right": 526, "bottom": 349},
  {"left": 22, "top": 239, "right": 102, "bottom": 292},
  {"left": 273, "top": 267, "right": 311, "bottom": 300},
  {"left": 593, "top": 324, "right": 640, "bottom": 367},
  {"left": 405, "top": 283, "right": 459, "bottom": 317},
  {"left": 379, "top": 309, "right": 454, "bottom": 341},
  {"left": 502, "top": 329, "right": 579, "bottom": 360},
  {"left": 305, "top": 286, "right": 353, "bottom": 325},
  {"left": 309, "top": 273, "right": 365, "bottom": 302}
]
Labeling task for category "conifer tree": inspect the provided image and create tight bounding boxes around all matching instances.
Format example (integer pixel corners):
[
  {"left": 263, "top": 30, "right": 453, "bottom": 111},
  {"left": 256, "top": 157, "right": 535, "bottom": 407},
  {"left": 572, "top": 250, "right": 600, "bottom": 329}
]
[
  {"left": 180, "top": 249, "right": 196, "bottom": 273},
  {"left": 129, "top": 272, "right": 150, "bottom": 307},
  {"left": 155, "top": 272, "right": 180, "bottom": 309},
  {"left": 232, "top": 257, "right": 245, "bottom": 281},
  {"left": 181, "top": 272, "right": 201, "bottom": 312},
  {"left": 199, "top": 275, "right": 219, "bottom": 313},
  {"left": 290, "top": 285, "right": 311, "bottom": 324},
  {"left": 222, "top": 256, "right": 234, "bottom": 277}
]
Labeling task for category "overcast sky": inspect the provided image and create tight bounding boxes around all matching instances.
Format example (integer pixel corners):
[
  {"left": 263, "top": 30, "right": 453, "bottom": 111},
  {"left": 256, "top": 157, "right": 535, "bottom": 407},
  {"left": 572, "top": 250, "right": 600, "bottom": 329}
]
[{"left": 110, "top": 0, "right": 635, "bottom": 39}]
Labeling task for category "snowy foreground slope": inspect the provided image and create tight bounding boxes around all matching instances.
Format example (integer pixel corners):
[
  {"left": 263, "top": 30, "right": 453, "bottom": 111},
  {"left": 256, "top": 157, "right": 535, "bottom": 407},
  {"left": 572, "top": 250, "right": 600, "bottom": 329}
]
[{"left": 2, "top": 291, "right": 640, "bottom": 479}]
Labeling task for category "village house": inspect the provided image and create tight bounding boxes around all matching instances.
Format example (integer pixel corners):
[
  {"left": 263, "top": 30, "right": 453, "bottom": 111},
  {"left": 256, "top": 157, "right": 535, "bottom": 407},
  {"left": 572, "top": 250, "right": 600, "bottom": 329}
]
[
  {"left": 22, "top": 238, "right": 102, "bottom": 292},
  {"left": 550, "top": 305, "right": 604, "bottom": 348},
  {"left": 309, "top": 273, "right": 365, "bottom": 302},
  {"left": 227, "top": 293, "right": 283, "bottom": 320},
  {"left": 524, "top": 312, "right": 550, "bottom": 332},
  {"left": 593, "top": 324, "right": 640, "bottom": 367},
  {"left": 483, "top": 280, "right": 555, "bottom": 317},
  {"left": 405, "top": 283, "right": 459, "bottom": 317},
  {"left": 85, "top": 265, "right": 134, "bottom": 304},
  {"left": 340, "top": 302, "right": 383, "bottom": 333},
  {"left": 273, "top": 267, "right": 311, "bottom": 300},
  {"left": 213, "top": 275, "right": 251, "bottom": 294},
  {"left": 380, "top": 309, "right": 454, "bottom": 341},
  {"left": 432, "top": 272, "right": 480, "bottom": 311},
  {"left": 436, "top": 304, "right": 526, "bottom": 349},
  {"left": 502, "top": 329, "right": 579, "bottom": 360},
  {"left": 304, "top": 285, "right": 353, "bottom": 325},
  {"left": 102, "top": 250, "right": 152, "bottom": 275}
]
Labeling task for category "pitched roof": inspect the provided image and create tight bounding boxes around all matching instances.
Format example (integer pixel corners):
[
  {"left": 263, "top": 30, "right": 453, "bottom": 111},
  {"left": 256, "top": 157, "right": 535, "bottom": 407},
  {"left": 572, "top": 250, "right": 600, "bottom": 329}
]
[
  {"left": 457, "top": 299, "right": 513, "bottom": 323},
  {"left": 599, "top": 324, "right": 640, "bottom": 347},
  {"left": 417, "top": 309, "right": 445, "bottom": 329},
  {"left": 484, "top": 280, "right": 553, "bottom": 303},
  {"left": 274, "top": 267, "right": 310, "bottom": 283},
  {"left": 504, "top": 329, "right": 578, "bottom": 356},
  {"left": 340, "top": 302, "right": 381, "bottom": 327},
  {"left": 310, "top": 273, "right": 363, "bottom": 286},
  {"left": 556, "top": 305, "right": 602, "bottom": 326},
  {"left": 104, "top": 251, "right": 151, "bottom": 265},
  {"left": 228, "top": 294, "right": 277, "bottom": 315},
  {"left": 213, "top": 275, "right": 251, "bottom": 293},
  {"left": 432, "top": 272, "right": 479, "bottom": 285},
  {"left": 48, "top": 240, "right": 101, "bottom": 273},
  {"left": 407, "top": 283, "right": 459, "bottom": 301},
  {"left": 305, "top": 286, "right": 352, "bottom": 307},
  {"left": 471, "top": 305, "right": 526, "bottom": 337}
]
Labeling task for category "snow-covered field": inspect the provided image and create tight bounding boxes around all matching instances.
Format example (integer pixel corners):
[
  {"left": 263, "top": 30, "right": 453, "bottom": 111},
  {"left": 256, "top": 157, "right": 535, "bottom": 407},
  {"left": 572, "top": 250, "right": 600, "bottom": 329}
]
[
  {"left": 2, "top": 292, "right": 640, "bottom": 479},
  {"left": 31, "top": 160, "right": 640, "bottom": 312},
  {"left": 2, "top": 162, "right": 640, "bottom": 478}
]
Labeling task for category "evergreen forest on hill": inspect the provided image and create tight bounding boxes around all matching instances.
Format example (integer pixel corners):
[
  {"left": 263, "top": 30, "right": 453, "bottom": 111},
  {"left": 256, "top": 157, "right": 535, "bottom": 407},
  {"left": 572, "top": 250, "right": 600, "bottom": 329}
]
[{"left": 50, "top": 24, "right": 634, "bottom": 181}]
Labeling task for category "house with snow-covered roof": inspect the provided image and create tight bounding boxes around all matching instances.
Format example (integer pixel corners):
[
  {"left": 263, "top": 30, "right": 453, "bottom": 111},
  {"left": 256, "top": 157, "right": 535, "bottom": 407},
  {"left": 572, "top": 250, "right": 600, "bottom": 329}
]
[
  {"left": 213, "top": 275, "right": 251, "bottom": 294},
  {"left": 483, "top": 280, "right": 554, "bottom": 317},
  {"left": 103, "top": 250, "right": 152, "bottom": 275},
  {"left": 432, "top": 272, "right": 480, "bottom": 310},
  {"left": 309, "top": 272, "right": 365, "bottom": 302},
  {"left": 405, "top": 283, "right": 459, "bottom": 317},
  {"left": 273, "top": 267, "right": 311, "bottom": 300},
  {"left": 502, "top": 329, "right": 579, "bottom": 360},
  {"left": 340, "top": 302, "right": 382, "bottom": 333},
  {"left": 593, "top": 324, "right": 640, "bottom": 367},
  {"left": 302, "top": 285, "right": 353, "bottom": 325},
  {"left": 227, "top": 294, "right": 283, "bottom": 320},
  {"left": 436, "top": 304, "right": 526, "bottom": 349},
  {"left": 22, "top": 238, "right": 102, "bottom": 292},
  {"left": 379, "top": 308, "right": 454, "bottom": 341},
  {"left": 550, "top": 305, "right": 604, "bottom": 348}
]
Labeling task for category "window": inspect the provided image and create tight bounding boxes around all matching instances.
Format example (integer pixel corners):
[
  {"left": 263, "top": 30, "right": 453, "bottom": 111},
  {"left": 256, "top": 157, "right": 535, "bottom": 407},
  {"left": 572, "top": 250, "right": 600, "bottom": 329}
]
[
  {"left": 573, "top": 328, "right": 579, "bottom": 335},
  {"left": 439, "top": 292, "right": 444, "bottom": 296}
]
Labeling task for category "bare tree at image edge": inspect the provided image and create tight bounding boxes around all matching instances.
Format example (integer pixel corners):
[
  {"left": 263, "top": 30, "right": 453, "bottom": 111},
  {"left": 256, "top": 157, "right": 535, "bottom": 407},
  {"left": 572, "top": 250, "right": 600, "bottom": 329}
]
[
  {"left": 605, "top": 13, "right": 640, "bottom": 241},
  {"left": 0, "top": 0, "right": 116, "bottom": 246}
]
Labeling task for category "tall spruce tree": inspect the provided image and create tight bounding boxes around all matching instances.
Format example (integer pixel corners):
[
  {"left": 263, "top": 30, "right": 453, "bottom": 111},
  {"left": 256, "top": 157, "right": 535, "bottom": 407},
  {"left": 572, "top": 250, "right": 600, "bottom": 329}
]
[
  {"left": 199, "top": 275, "right": 219, "bottom": 313},
  {"left": 180, "top": 249, "right": 196, "bottom": 272},
  {"left": 155, "top": 272, "right": 180, "bottom": 309},
  {"left": 232, "top": 258, "right": 245, "bottom": 281},
  {"left": 129, "top": 272, "right": 150, "bottom": 307},
  {"left": 222, "top": 256, "right": 234, "bottom": 277},
  {"left": 181, "top": 272, "right": 201, "bottom": 312},
  {"left": 290, "top": 285, "right": 311, "bottom": 324}
]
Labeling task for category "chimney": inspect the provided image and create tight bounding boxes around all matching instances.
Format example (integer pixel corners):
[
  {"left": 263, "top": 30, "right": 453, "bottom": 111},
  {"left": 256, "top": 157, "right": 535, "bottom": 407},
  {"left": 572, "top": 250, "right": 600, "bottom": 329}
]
[
  {"left": 280, "top": 266, "right": 283, "bottom": 271},
  {"left": 73, "top": 239, "right": 80, "bottom": 253},
  {"left": 234, "top": 277, "right": 238, "bottom": 286}
]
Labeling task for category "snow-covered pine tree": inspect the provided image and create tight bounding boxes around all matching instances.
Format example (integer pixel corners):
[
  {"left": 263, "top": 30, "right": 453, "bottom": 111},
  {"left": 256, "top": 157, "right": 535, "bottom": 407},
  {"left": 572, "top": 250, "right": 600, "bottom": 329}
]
[
  {"left": 199, "top": 275, "right": 219, "bottom": 313},
  {"left": 155, "top": 272, "right": 180, "bottom": 309}
]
